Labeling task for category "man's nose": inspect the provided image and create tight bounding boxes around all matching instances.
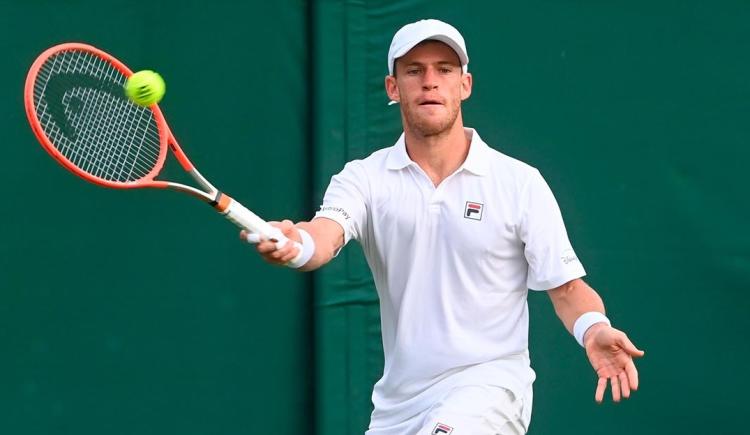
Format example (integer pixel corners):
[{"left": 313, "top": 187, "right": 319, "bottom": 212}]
[{"left": 422, "top": 67, "right": 439, "bottom": 90}]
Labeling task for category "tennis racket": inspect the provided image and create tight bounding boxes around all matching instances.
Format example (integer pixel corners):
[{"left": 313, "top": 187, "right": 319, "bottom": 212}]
[{"left": 24, "top": 42, "right": 304, "bottom": 265}]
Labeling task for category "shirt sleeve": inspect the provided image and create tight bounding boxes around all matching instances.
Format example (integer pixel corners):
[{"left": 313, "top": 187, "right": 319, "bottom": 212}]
[
  {"left": 313, "top": 161, "right": 369, "bottom": 245},
  {"left": 520, "top": 169, "right": 586, "bottom": 290}
]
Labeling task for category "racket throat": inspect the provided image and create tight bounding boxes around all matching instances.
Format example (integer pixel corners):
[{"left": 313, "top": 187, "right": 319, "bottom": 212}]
[{"left": 210, "top": 192, "right": 233, "bottom": 213}]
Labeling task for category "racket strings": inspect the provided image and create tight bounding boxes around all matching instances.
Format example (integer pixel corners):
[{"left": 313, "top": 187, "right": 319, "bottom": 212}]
[{"left": 32, "top": 50, "right": 162, "bottom": 183}]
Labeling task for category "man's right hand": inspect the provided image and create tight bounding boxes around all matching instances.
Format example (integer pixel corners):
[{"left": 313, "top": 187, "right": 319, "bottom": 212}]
[
  {"left": 240, "top": 219, "right": 301, "bottom": 266},
  {"left": 240, "top": 217, "right": 345, "bottom": 271}
]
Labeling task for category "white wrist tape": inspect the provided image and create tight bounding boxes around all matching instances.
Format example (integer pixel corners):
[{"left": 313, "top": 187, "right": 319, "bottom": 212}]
[
  {"left": 285, "top": 228, "right": 315, "bottom": 269},
  {"left": 573, "top": 312, "right": 611, "bottom": 347},
  {"left": 244, "top": 232, "right": 262, "bottom": 244}
]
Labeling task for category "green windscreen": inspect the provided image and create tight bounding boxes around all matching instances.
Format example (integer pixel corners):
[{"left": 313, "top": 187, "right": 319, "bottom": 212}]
[
  {"left": 1, "top": 2, "right": 311, "bottom": 434},
  {"left": 2, "top": 1, "right": 747, "bottom": 434},
  {"left": 310, "top": 1, "right": 749, "bottom": 434}
]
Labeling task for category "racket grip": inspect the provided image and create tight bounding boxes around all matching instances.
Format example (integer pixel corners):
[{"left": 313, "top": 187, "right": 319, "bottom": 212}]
[{"left": 222, "top": 197, "right": 306, "bottom": 266}]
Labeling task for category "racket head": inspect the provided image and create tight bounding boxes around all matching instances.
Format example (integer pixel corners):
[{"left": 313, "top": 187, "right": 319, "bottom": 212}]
[{"left": 24, "top": 43, "right": 171, "bottom": 189}]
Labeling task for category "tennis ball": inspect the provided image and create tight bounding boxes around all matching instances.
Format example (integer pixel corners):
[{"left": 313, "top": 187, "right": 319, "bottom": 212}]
[{"left": 124, "top": 70, "right": 165, "bottom": 107}]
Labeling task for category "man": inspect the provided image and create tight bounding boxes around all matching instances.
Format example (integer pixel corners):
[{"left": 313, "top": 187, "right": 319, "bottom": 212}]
[{"left": 245, "top": 19, "right": 644, "bottom": 435}]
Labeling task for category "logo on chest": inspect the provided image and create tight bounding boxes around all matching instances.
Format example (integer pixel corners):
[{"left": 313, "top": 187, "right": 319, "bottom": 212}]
[
  {"left": 432, "top": 423, "right": 454, "bottom": 434},
  {"left": 463, "top": 201, "right": 484, "bottom": 221}
]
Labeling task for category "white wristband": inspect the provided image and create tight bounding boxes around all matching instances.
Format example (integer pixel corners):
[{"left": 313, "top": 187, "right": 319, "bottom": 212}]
[
  {"left": 286, "top": 228, "right": 315, "bottom": 269},
  {"left": 573, "top": 312, "right": 611, "bottom": 347}
]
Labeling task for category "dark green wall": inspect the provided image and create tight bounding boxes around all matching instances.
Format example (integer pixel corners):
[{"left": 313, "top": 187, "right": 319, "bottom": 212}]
[
  {"left": 312, "top": 1, "right": 750, "bottom": 434},
  {"left": 3, "top": 1, "right": 749, "bottom": 434},
  {"left": 1, "top": 1, "right": 311, "bottom": 434}
]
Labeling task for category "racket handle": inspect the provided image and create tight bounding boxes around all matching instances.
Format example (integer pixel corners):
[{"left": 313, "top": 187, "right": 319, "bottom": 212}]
[{"left": 221, "top": 197, "right": 306, "bottom": 267}]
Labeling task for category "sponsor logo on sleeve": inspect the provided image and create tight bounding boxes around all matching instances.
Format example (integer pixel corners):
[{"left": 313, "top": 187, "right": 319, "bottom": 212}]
[
  {"left": 561, "top": 249, "right": 579, "bottom": 264},
  {"left": 319, "top": 205, "right": 351, "bottom": 220}
]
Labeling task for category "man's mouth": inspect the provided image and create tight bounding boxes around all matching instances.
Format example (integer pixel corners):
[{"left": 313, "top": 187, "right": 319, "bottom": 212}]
[{"left": 418, "top": 99, "right": 443, "bottom": 106}]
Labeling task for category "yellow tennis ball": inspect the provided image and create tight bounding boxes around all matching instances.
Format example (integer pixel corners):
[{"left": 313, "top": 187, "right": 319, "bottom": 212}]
[{"left": 124, "top": 70, "right": 166, "bottom": 107}]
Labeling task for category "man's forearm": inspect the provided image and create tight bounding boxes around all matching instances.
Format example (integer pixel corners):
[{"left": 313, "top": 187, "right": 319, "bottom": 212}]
[
  {"left": 295, "top": 218, "right": 345, "bottom": 272},
  {"left": 548, "top": 278, "right": 606, "bottom": 335}
]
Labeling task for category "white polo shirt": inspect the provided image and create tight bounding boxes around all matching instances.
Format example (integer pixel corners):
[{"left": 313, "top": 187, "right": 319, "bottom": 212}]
[{"left": 315, "top": 128, "right": 586, "bottom": 428}]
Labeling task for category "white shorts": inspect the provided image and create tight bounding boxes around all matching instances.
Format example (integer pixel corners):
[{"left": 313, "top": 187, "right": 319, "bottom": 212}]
[{"left": 366, "top": 384, "right": 532, "bottom": 435}]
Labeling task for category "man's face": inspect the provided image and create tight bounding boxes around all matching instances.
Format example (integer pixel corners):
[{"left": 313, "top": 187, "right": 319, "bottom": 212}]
[{"left": 386, "top": 41, "right": 472, "bottom": 137}]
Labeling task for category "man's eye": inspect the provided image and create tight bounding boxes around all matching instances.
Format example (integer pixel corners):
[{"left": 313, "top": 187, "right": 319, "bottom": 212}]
[{"left": 406, "top": 69, "right": 420, "bottom": 75}]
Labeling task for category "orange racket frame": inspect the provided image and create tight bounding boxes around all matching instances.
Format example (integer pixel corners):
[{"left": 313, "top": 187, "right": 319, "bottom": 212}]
[{"left": 24, "top": 42, "right": 305, "bottom": 265}]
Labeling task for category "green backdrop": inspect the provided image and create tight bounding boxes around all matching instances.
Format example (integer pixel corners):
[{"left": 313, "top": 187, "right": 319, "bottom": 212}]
[
  {"left": 1, "top": 1, "right": 748, "bottom": 434},
  {"left": 1, "top": 1, "right": 312, "bottom": 434},
  {"left": 311, "top": 1, "right": 749, "bottom": 434}
]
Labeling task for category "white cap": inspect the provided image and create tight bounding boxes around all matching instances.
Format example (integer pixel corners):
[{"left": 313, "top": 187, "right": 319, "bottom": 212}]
[{"left": 387, "top": 19, "right": 469, "bottom": 76}]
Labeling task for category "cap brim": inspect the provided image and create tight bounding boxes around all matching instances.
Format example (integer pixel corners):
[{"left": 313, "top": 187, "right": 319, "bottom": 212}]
[{"left": 391, "top": 33, "right": 469, "bottom": 68}]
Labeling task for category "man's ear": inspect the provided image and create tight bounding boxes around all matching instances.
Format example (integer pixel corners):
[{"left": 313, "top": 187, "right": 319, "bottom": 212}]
[
  {"left": 385, "top": 75, "right": 400, "bottom": 103},
  {"left": 460, "top": 72, "right": 473, "bottom": 101}
]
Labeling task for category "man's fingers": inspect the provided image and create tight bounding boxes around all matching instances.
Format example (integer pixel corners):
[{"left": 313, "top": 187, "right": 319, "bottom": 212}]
[
  {"left": 595, "top": 377, "right": 607, "bottom": 403},
  {"left": 279, "top": 246, "right": 301, "bottom": 263},
  {"left": 619, "top": 372, "right": 631, "bottom": 399},
  {"left": 255, "top": 240, "right": 295, "bottom": 265},
  {"left": 619, "top": 334, "right": 645, "bottom": 357},
  {"left": 269, "top": 243, "right": 294, "bottom": 260},
  {"left": 241, "top": 220, "right": 302, "bottom": 266},
  {"left": 256, "top": 240, "right": 279, "bottom": 254},
  {"left": 625, "top": 360, "right": 640, "bottom": 391},
  {"left": 610, "top": 376, "right": 621, "bottom": 403}
]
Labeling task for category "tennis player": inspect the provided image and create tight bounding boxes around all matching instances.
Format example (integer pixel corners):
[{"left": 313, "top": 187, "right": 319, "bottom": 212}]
[{"left": 246, "top": 19, "right": 644, "bottom": 435}]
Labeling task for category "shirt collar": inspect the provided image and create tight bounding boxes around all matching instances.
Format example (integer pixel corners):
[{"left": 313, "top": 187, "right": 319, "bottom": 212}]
[
  {"left": 385, "top": 127, "right": 490, "bottom": 176},
  {"left": 459, "top": 128, "right": 490, "bottom": 176},
  {"left": 385, "top": 133, "right": 413, "bottom": 170}
]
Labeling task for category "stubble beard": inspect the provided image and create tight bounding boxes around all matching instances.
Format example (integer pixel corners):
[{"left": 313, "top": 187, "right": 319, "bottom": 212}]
[{"left": 402, "top": 100, "right": 461, "bottom": 138}]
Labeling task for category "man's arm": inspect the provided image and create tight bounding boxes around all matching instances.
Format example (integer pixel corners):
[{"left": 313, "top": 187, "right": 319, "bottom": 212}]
[
  {"left": 547, "top": 278, "right": 605, "bottom": 332},
  {"left": 242, "top": 217, "right": 345, "bottom": 271},
  {"left": 548, "top": 278, "right": 645, "bottom": 403},
  {"left": 294, "top": 218, "right": 345, "bottom": 271}
]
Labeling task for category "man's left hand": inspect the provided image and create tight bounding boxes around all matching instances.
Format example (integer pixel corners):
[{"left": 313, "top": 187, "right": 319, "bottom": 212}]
[{"left": 584, "top": 323, "right": 645, "bottom": 403}]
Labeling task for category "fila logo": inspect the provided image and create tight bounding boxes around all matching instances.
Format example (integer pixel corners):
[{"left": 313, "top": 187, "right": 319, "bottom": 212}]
[
  {"left": 432, "top": 423, "right": 454, "bottom": 434},
  {"left": 464, "top": 201, "right": 484, "bottom": 220}
]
